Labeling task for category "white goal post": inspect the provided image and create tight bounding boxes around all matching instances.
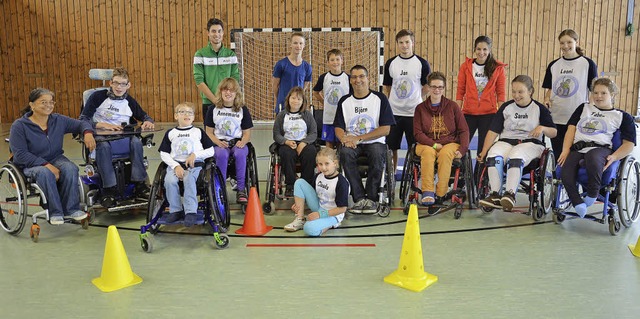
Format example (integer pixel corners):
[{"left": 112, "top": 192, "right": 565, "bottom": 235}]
[{"left": 230, "top": 27, "right": 384, "bottom": 121}]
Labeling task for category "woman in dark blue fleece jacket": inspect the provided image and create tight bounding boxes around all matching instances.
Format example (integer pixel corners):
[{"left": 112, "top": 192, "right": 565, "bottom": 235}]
[{"left": 9, "top": 88, "right": 96, "bottom": 225}]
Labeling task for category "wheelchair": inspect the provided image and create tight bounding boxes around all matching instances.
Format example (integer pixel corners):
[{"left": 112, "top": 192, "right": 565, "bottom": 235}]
[
  {"left": 0, "top": 162, "right": 90, "bottom": 242},
  {"left": 338, "top": 144, "right": 394, "bottom": 217},
  {"left": 476, "top": 147, "right": 555, "bottom": 221},
  {"left": 221, "top": 140, "right": 259, "bottom": 213},
  {"left": 78, "top": 125, "right": 155, "bottom": 215},
  {"left": 139, "top": 158, "right": 230, "bottom": 252},
  {"left": 399, "top": 145, "right": 477, "bottom": 218},
  {"left": 262, "top": 142, "right": 320, "bottom": 214},
  {"left": 77, "top": 68, "right": 156, "bottom": 215},
  {"left": 551, "top": 132, "right": 640, "bottom": 235}
]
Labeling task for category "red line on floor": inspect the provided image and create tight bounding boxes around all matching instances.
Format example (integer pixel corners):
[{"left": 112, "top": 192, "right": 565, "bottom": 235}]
[{"left": 246, "top": 243, "right": 376, "bottom": 247}]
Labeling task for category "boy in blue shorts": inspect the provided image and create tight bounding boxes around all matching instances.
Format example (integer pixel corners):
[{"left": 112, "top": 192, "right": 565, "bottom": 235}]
[
  {"left": 313, "top": 49, "right": 351, "bottom": 149},
  {"left": 158, "top": 102, "right": 215, "bottom": 227}
]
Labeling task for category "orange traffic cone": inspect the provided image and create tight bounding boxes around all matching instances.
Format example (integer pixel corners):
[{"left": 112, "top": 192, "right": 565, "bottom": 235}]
[
  {"left": 384, "top": 204, "right": 438, "bottom": 292},
  {"left": 629, "top": 234, "right": 640, "bottom": 257},
  {"left": 235, "top": 187, "right": 273, "bottom": 235},
  {"left": 92, "top": 226, "right": 143, "bottom": 292}
]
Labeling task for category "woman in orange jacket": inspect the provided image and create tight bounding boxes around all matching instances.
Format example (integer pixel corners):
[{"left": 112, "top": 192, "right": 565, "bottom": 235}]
[{"left": 456, "top": 36, "right": 507, "bottom": 156}]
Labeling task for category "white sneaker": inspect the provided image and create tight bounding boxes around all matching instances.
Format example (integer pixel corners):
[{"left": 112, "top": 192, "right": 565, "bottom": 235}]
[
  {"left": 284, "top": 217, "right": 305, "bottom": 232},
  {"left": 67, "top": 211, "right": 88, "bottom": 221},
  {"left": 49, "top": 215, "right": 64, "bottom": 225}
]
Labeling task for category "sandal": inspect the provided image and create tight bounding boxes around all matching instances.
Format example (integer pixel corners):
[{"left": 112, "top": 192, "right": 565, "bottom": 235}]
[{"left": 421, "top": 191, "right": 435, "bottom": 206}]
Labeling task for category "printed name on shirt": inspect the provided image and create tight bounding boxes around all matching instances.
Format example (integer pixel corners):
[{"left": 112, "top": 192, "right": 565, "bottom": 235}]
[
  {"left": 108, "top": 105, "right": 119, "bottom": 112},
  {"left": 330, "top": 80, "right": 342, "bottom": 85},
  {"left": 514, "top": 113, "right": 529, "bottom": 119},
  {"left": 475, "top": 72, "right": 485, "bottom": 77},
  {"left": 289, "top": 115, "right": 303, "bottom": 120},
  {"left": 217, "top": 110, "right": 240, "bottom": 118},
  {"left": 177, "top": 133, "right": 190, "bottom": 138},
  {"left": 560, "top": 69, "right": 573, "bottom": 74},
  {"left": 354, "top": 106, "right": 368, "bottom": 114},
  {"left": 591, "top": 112, "right": 605, "bottom": 118},
  {"left": 317, "top": 180, "right": 330, "bottom": 190},
  {"left": 400, "top": 70, "right": 408, "bottom": 76}
]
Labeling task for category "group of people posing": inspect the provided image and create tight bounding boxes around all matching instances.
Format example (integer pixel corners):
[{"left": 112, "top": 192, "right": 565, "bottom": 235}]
[{"left": 8, "top": 19, "right": 636, "bottom": 237}]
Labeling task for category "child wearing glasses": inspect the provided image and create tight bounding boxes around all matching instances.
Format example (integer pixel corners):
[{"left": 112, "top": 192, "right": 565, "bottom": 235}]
[
  {"left": 158, "top": 102, "right": 215, "bottom": 226},
  {"left": 80, "top": 67, "right": 155, "bottom": 207},
  {"left": 204, "top": 77, "right": 254, "bottom": 203}
]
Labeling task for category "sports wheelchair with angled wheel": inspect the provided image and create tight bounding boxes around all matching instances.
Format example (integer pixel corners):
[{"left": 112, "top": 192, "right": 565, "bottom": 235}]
[
  {"left": 476, "top": 148, "right": 555, "bottom": 221},
  {"left": 262, "top": 142, "right": 320, "bottom": 214},
  {"left": 139, "top": 158, "right": 230, "bottom": 252},
  {"left": 0, "top": 162, "right": 90, "bottom": 242},
  {"left": 551, "top": 131, "right": 640, "bottom": 235}
]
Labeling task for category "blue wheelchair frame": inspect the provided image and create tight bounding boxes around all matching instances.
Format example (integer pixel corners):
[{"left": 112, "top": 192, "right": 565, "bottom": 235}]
[
  {"left": 552, "top": 130, "right": 640, "bottom": 235},
  {"left": 139, "top": 158, "right": 230, "bottom": 252}
]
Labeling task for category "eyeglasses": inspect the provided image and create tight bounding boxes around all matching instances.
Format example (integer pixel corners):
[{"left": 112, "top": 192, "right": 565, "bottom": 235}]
[
  {"left": 37, "top": 101, "right": 56, "bottom": 106},
  {"left": 111, "top": 81, "right": 129, "bottom": 87},
  {"left": 430, "top": 85, "right": 445, "bottom": 91},
  {"left": 176, "top": 110, "right": 195, "bottom": 115}
]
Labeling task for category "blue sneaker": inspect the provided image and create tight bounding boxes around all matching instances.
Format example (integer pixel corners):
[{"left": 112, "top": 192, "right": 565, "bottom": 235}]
[{"left": 183, "top": 213, "right": 198, "bottom": 227}]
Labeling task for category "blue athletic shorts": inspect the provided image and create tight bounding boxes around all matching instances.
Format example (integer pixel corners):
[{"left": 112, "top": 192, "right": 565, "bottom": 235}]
[{"left": 322, "top": 124, "right": 337, "bottom": 143}]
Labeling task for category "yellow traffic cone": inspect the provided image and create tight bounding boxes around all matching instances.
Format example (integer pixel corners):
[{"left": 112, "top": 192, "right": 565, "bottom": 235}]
[
  {"left": 92, "top": 225, "right": 143, "bottom": 292},
  {"left": 384, "top": 204, "right": 438, "bottom": 292},
  {"left": 629, "top": 235, "right": 640, "bottom": 257}
]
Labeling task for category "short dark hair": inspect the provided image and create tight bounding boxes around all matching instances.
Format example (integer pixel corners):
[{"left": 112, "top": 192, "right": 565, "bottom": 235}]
[
  {"left": 291, "top": 32, "right": 305, "bottom": 41},
  {"left": 350, "top": 65, "right": 368, "bottom": 76},
  {"left": 207, "top": 18, "right": 224, "bottom": 31},
  {"left": 327, "top": 49, "right": 343, "bottom": 61},
  {"left": 395, "top": 29, "right": 415, "bottom": 42}
]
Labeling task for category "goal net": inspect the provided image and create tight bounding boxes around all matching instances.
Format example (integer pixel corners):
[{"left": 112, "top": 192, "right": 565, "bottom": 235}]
[{"left": 231, "top": 27, "right": 384, "bottom": 121}]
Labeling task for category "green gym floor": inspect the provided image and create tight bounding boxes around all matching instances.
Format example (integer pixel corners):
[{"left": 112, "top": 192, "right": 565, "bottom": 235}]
[{"left": 1, "top": 123, "right": 639, "bottom": 319}]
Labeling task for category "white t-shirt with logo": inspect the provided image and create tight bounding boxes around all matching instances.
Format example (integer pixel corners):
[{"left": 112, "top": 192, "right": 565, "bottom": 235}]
[
  {"left": 333, "top": 91, "right": 396, "bottom": 144},
  {"left": 204, "top": 106, "right": 254, "bottom": 141},
  {"left": 313, "top": 71, "right": 351, "bottom": 124},
  {"left": 383, "top": 54, "right": 431, "bottom": 116}
]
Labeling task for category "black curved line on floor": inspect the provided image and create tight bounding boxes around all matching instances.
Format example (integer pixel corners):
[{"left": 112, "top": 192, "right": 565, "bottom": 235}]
[{"left": 88, "top": 219, "right": 556, "bottom": 238}]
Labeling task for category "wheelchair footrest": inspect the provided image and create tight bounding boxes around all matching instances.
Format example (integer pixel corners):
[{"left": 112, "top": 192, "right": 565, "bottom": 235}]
[{"left": 157, "top": 212, "right": 206, "bottom": 225}]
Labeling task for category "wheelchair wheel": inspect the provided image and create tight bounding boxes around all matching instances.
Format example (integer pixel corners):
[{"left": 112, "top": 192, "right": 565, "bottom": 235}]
[
  {"left": 214, "top": 233, "right": 230, "bottom": 249},
  {"left": 608, "top": 212, "right": 621, "bottom": 236},
  {"left": 141, "top": 234, "right": 154, "bottom": 253},
  {"left": 264, "top": 153, "right": 277, "bottom": 205},
  {"left": 552, "top": 210, "right": 565, "bottom": 224},
  {"left": 476, "top": 164, "right": 494, "bottom": 213},
  {"left": 463, "top": 154, "right": 478, "bottom": 209},
  {"left": 262, "top": 202, "right": 275, "bottom": 215},
  {"left": 377, "top": 204, "right": 390, "bottom": 217},
  {"left": 147, "top": 163, "right": 168, "bottom": 234},
  {"left": 0, "top": 164, "right": 28, "bottom": 235},
  {"left": 246, "top": 144, "right": 260, "bottom": 195},
  {"left": 400, "top": 148, "right": 416, "bottom": 206},
  {"left": 616, "top": 158, "right": 640, "bottom": 228},
  {"left": 385, "top": 150, "right": 395, "bottom": 203},
  {"left": 537, "top": 151, "right": 555, "bottom": 216},
  {"left": 209, "top": 165, "right": 230, "bottom": 229},
  {"left": 454, "top": 205, "right": 463, "bottom": 219}
]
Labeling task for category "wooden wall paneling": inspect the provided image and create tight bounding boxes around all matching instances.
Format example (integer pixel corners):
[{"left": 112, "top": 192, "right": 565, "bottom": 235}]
[
  {"left": 67, "top": 0, "right": 79, "bottom": 115},
  {"left": 433, "top": 0, "right": 442, "bottom": 72},
  {"left": 446, "top": 0, "right": 455, "bottom": 89},
  {"left": 623, "top": 3, "right": 637, "bottom": 112},
  {"left": 0, "top": 2, "right": 5, "bottom": 122},
  {"left": 596, "top": 0, "right": 607, "bottom": 81},
  {"left": 452, "top": 0, "right": 463, "bottom": 93},
  {"left": 611, "top": 0, "right": 623, "bottom": 77},
  {"left": 140, "top": 0, "right": 152, "bottom": 117},
  {"left": 149, "top": 0, "right": 160, "bottom": 120},
  {"left": 58, "top": 0, "right": 71, "bottom": 115},
  {"left": 76, "top": 0, "right": 89, "bottom": 100},
  {"left": 50, "top": 1, "right": 65, "bottom": 117},
  {"left": 8, "top": 0, "right": 22, "bottom": 121},
  {"left": 158, "top": 0, "right": 168, "bottom": 120},
  {"left": 171, "top": 0, "right": 181, "bottom": 105},
  {"left": 503, "top": 0, "right": 512, "bottom": 85},
  {"left": 602, "top": 0, "right": 614, "bottom": 82},
  {"left": 522, "top": 0, "right": 532, "bottom": 81}
]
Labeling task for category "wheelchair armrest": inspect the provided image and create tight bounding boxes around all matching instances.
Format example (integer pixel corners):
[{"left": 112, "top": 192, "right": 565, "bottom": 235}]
[{"left": 269, "top": 142, "right": 279, "bottom": 154}]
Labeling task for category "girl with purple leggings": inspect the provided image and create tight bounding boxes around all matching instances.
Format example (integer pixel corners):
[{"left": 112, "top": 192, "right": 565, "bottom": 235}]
[{"left": 205, "top": 78, "right": 253, "bottom": 203}]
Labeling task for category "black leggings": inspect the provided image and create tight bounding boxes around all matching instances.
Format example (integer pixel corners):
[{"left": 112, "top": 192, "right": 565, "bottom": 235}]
[
  {"left": 560, "top": 147, "right": 612, "bottom": 206},
  {"left": 464, "top": 114, "right": 494, "bottom": 153}
]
